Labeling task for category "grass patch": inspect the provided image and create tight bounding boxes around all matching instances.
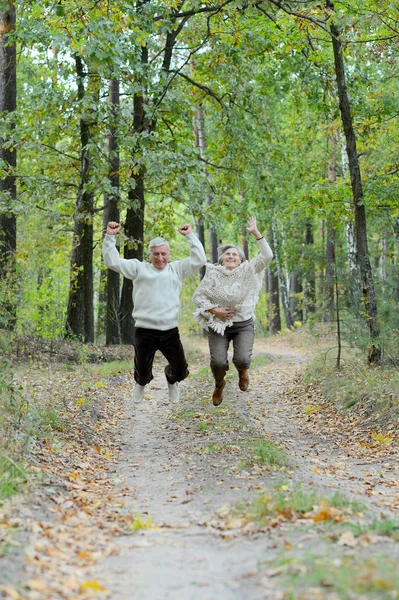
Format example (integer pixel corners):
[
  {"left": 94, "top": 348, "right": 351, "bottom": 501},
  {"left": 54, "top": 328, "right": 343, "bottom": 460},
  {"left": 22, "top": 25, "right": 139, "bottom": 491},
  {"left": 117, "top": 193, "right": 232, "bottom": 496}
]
[
  {"left": 240, "top": 438, "right": 289, "bottom": 469},
  {"left": 173, "top": 408, "right": 199, "bottom": 421},
  {"left": 338, "top": 517, "right": 399, "bottom": 541},
  {"left": 235, "top": 483, "right": 364, "bottom": 527},
  {"left": 188, "top": 366, "right": 212, "bottom": 381},
  {"left": 85, "top": 359, "right": 134, "bottom": 379},
  {"left": 281, "top": 555, "right": 399, "bottom": 599},
  {"left": 202, "top": 441, "right": 228, "bottom": 454}
]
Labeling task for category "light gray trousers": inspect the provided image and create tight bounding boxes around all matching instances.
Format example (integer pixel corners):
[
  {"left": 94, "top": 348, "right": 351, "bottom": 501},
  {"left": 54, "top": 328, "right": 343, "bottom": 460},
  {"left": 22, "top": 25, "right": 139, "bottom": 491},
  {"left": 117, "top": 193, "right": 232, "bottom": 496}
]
[{"left": 207, "top": 318, "right": 254, "bottom": 387}]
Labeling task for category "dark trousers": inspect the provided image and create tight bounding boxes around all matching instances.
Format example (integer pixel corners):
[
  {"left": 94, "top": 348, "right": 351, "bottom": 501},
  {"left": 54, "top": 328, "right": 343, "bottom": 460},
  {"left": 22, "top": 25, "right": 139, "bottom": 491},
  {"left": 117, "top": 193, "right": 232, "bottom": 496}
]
[{"left": 134, "top": 327, "right": 189, "bottom": 386}]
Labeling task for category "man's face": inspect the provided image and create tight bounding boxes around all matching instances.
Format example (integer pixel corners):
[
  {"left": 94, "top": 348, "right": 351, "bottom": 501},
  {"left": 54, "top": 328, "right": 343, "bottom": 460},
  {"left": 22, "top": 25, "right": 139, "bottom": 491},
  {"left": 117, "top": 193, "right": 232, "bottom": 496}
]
[{"left": 150, "top": 244, "right": 170, "bottom": 270}]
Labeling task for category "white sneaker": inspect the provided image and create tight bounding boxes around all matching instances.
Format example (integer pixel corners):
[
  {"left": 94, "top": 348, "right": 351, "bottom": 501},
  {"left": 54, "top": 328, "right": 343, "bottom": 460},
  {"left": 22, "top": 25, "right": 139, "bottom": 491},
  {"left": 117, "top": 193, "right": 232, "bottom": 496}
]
[
  {"left": 133, "top": 383, "right": 145, "bottom": 403},
  {"left": 167, "top": 382, "right": 180, "bottom": 403}
]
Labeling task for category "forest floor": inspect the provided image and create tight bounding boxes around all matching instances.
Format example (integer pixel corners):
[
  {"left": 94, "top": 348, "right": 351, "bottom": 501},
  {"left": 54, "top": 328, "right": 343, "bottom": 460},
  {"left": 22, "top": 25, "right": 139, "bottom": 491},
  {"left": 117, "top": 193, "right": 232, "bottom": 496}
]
[{"left": 1, "top": 330, "right": 398, "bottom": 600}]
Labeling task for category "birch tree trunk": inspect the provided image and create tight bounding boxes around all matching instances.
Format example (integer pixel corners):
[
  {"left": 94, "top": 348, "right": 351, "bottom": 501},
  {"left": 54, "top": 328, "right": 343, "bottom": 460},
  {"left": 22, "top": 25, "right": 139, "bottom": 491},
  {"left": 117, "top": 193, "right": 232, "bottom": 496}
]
[
  {"left": 304, "top": 220, "right": 316, "bottom": 319},
  {"left": 289, "top": 270, "right": 303, "bottom": 323},
  {"left": 380, "top": 231, "right": 388, "bottom": 291},
  {"left": 395, "top": 217, "right": 399, "bottom": 304},
  {"left": 272, "top": 218, "right": 294, "bottom": 329},
  {"left": 268, "top": 268, "right": 281, "bottom": 334},
  {"left": 193, "top": 103, "right": 218, "bottom": 266},
  {"left": 341, "top": 137, "right": 360, "bottom": 314},
  {"left": 0, "top": 1, "right": 16, "bottom": 330},
  {"left": 327, "top": 0, "right": 381, "bottom": 363},
  {"left": 324, "top": 133, "right": 337, "bottom": 322}
]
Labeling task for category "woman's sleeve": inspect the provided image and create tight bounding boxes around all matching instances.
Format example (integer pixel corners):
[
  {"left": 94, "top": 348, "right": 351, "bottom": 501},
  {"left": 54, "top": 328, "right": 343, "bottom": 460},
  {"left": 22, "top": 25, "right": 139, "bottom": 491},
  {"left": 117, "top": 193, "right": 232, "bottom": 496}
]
[{"left": 252, "top": 238, "right": 274, "bottom": 273}]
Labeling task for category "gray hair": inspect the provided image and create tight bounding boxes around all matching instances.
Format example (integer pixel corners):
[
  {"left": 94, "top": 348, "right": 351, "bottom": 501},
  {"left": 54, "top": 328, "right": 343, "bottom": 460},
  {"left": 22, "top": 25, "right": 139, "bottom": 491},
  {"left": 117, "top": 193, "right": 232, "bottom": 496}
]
[
  {"left": 148, "top": 237, "right": 170, "bottom": 254},
  {"left": 217, "top": 244, "right": 246, "bottom": 265}
]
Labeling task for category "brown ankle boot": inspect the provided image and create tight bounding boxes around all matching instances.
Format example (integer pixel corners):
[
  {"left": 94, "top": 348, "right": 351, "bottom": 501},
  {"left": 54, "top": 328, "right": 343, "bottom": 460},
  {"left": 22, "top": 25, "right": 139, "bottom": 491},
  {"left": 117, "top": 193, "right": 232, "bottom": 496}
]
[
  {"left": 238, "top": 370, "right": 249, "bottom": 391},
  {"left": 212, "top": 380, "right": 226, "bottom": 406}
]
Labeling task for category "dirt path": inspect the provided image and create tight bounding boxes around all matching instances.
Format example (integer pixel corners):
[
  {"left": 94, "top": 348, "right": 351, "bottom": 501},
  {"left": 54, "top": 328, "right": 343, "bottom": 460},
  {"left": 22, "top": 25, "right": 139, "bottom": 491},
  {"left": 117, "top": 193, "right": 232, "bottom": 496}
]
[
  {"left": 86, "top": 340, "right": 399, "bottom": 600},
  {"left": 1, "top": 337, "right": 398, "bottom": 599}
]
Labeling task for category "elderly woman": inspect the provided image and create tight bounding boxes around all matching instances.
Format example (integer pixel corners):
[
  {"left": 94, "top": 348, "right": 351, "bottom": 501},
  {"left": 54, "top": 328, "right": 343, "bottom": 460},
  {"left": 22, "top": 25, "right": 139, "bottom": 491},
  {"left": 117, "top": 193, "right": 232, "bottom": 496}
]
[{"left": 192, "top": 217, "right": 273, "bottom": 406}]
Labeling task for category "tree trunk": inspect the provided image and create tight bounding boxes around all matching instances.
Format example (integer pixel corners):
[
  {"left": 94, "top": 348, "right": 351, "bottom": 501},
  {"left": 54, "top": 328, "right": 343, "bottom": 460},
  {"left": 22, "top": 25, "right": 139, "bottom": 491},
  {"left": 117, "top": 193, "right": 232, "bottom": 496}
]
[
  {"left": 0, "top": 2, "right": 16, "bottom": 330},
  {"left": 324, "top": 226, "right": 335, "bottom": 322},
  {"left": 394, "top": 217, "right": 399, "bottom": 305},
  {"left": 268, "top": 268, "right": 281, "bottom": 334},
  {"left": 65, "top": 56, "right": 97, "bottom": 343},
  {"left": 120, "top": 44, "right": 148, "bottom": 344},
  {"left": 289, "top": 270, "right": 303, "bottom": 323},
  {"left": 120, "top": 164, "right": 145, "bottom": 345},
  {"left": 341, "top": 137, "right": 361, "bottom": 315},
  {"left": 304, "top": 220, "right": 316, "bottom": 319},
  {"left": 193, "top": 103, "right": 218, "bottom": 268},
  {"left": 103, "top": 78, "right": 121, "bottom": 345},
  {"left": 345, "top": 219, "right": 360, "bottom": 314},
  {"left": 272, "top": 218, "right": 294, "bottom": 329},
  {"left": 328, "top": 1, "right": 381, "bottom": 363},
  {"left": 324, "top": 134, "right": 337, "bottom": 321},
  {"left": 380, "top": 230, "right": 388, "bottom": 290}
]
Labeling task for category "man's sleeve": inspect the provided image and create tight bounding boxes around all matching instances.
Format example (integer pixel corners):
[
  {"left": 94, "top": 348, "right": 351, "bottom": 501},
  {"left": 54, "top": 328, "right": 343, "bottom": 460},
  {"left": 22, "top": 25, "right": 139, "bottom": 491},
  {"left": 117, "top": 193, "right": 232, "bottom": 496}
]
[
  {"left": 102, "top": 235, "right": 140, "bottom": 279},
  {"left": 176, "top": 233, "right": 207, "bottom": 279}
]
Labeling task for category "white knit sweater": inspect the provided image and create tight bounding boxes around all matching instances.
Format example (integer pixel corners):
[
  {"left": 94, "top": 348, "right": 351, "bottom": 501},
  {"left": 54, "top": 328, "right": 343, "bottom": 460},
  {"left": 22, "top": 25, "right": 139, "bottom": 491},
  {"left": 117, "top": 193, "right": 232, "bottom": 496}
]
[
  {"left": 103, "top": 233, "right": 206, "bottom": 331},
  {"left": 192, "top": 238, "right": 273, "bottom": 334}
]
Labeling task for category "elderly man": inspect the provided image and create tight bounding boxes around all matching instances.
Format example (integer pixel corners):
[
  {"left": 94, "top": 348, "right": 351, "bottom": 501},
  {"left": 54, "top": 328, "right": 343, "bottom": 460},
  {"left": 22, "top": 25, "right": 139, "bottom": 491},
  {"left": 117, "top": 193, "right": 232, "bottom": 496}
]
[{"left": 103, "top": 221, "right": 206, "bottom": 403}]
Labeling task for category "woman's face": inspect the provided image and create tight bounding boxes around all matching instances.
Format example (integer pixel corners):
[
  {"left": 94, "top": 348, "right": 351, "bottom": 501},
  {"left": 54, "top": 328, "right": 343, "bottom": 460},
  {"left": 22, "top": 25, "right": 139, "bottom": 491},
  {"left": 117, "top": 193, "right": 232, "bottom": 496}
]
[{"left": 222, "top": 248, "right": 242, "bottom": 270}]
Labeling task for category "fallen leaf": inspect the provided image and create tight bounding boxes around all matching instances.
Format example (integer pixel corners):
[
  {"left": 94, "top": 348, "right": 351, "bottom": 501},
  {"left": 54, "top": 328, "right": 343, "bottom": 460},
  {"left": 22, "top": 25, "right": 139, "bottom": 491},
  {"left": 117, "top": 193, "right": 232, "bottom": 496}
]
[
  {"left": 80, "top": 580, "right": 108, "bottom": 593},
  {"left": 337, "top": 531, "right": 358, "bottom": 547}
]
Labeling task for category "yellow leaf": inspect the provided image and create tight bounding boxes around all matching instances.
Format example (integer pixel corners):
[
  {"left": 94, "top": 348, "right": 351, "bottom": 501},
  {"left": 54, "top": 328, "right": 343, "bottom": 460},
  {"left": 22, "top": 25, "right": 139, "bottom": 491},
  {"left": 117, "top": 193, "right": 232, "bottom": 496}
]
[
  {"left": 312, "top": 465, "right": 320, "bottom": 474},
  {"left": 371, "top": 432, "right": 392, "bottom": 445},
  {"left": 95, "top": 381, "right": 106, "bottom": 389},
  {"left": 312, "top": 499, "right": 332, "bottom": 522},
  {"left": 130, "top": 514, "right": 152, "bottom": 532},
  {"left": 80, "top": 580, "right": 108, "bottom": 593}
]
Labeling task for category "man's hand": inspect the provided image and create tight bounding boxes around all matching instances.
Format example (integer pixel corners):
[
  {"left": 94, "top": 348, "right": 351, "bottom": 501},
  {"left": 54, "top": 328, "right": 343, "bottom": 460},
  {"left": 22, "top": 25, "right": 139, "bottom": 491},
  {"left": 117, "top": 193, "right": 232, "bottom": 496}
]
[
  {"left": 246, "top": 216, "right": 262, "bottom": 239},
  {"left": 106, "top": 221, "right": 121, "bottom": 235},
  {"left": 178, "top": 224, "right": 192, "bottom": 236},
  {"left": 209, "top": 307, "right": 236, "bottom": 321}
]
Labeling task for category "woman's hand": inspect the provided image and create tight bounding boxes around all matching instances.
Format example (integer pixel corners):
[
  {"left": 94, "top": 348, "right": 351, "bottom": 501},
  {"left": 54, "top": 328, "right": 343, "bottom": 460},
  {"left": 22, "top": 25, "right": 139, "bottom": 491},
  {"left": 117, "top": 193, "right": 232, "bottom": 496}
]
[
  {"left": 247, "top": 216, "right": 262, "bottom": 239},
  {"left": 210, "top": 307, "right": 235, "bottom": 321},
  {"left": 106, "top": 221, "right": 121, "bottom": 235}
]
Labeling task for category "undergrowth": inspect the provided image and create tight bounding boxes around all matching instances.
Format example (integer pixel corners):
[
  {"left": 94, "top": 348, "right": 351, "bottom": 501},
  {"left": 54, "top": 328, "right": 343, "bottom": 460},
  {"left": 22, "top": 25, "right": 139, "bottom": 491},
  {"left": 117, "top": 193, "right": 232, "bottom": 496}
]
[
  {"left": 304, "top": 354, "right": 399, "bottom": 434},
  {"left": 0, "top": 327, "right": 134, "bottom": 502}
]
